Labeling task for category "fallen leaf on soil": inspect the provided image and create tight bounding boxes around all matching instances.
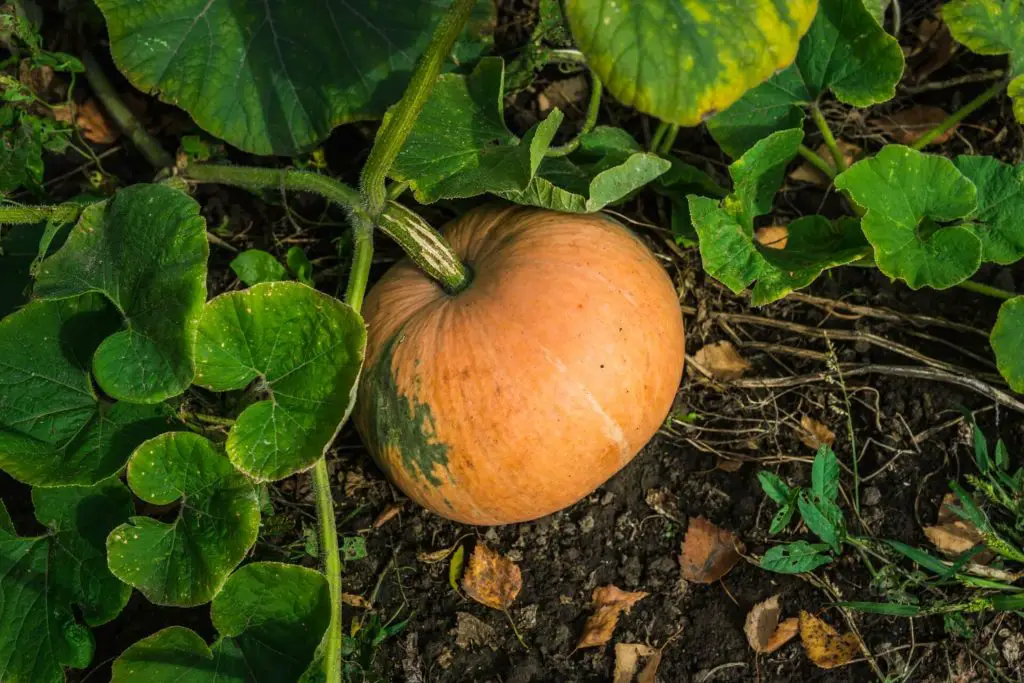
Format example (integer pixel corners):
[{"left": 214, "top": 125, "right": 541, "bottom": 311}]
[
  {"left": 645, "top": 488, "right": 683, "bottom": 523},
  {"left": 341, "top": 592, "right": 371, "bottom": 609},
  {"left": 755, "top": 226, "right": 789, "bottom": 250},
  {"left": 799, "top": 611, "right": 859, "bottom": 669},
  {"left": 454, "top": 611, "right": 498, "bottom": 650},
  {"left": 372, "top": 502, "right": 403, "bottom": 528},
  {"left": 461, "top": 543, "right": 521, "bottom": 610},
  {"left": 797, "top": 415, "right": 836, "bottom": 450},
  {"left": 418, "top": 545, "right": 458, "bottom": 563},
  {"left": 613, "top": 643, "right": 656, "bottom": 683},
  {"left": 871, "top": 106, "right": 953, "bottom": 146},
  {"left": 716, "top": 457, "right": 744, "bottom": 473},
  {"left": 636, "top": 649, "right": 663, "bottom": 683},
  {"left": 692, "top": 341, "right": 751, "bottom": 380},
  {"left": 907, "top": 17, "right": 956, "bottom": 82},
  {"left": 789, "top": 141, "right": 861, "bottom": 187},
  {"left": 449, "top": 544, "right": 466, "bottom": 594},
  {"left": 924, "top": 493, "right": 991, "bottom": 561},
  {"left": 679, "top": 516, "right": 743, "bottom": 583},
  {"left": 744, "top": 595, "right": 800, "bottom": 654},
  {"left": 577, "top": 585, "right": 649, "bottom": 649}
]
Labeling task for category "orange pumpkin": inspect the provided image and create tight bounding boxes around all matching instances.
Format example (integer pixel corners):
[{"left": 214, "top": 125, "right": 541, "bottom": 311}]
[{"left": 355, "top": 205, "right": 685, "bottom": 525}]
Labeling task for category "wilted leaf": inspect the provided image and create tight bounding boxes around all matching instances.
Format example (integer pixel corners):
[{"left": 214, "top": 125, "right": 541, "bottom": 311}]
[
  {"left": 745, "top": 595, "right": 800, "bottom": 653},
  {"left": 679, "top": 516, "right": 743, "bottom": 583},
  {"left": 613, "top": 643, "right": 656, "bottom": 683},
  {"left": 462, "top": 544, "right": 521, "bottom": 610},
  {"left": 871, "top": 106, "right": 954, "bottom": 146},
  {"left": 577, "top": 585, "right": 648, "bottom": 649},
  {"left": 798, "top": 416, "right": 836, "bottom": 450},
  {"left": 693, "top": 341, "right": 752, "bottom": 380},
  {"left": 799, "top": 611, "right": 860, "bottom": 669}
]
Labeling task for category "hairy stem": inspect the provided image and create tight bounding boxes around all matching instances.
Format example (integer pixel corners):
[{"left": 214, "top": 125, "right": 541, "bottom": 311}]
[
  {"left": 0, "top": 202, "right": 82, "bottom": 225},
  {"left": 311, "top": 459, "right": 343, "bottom": 683},
  {"left": 955, "top": 279, "right": 1017, "bottom": 301},
  {"left": 182, "top": 164, "right": 469, "bottom": 293},
  {"left": 911, "top": 80, "right": 1006, "bottom": 150},
  {"left": 546, "top": 68, "right": 604, "bottom": 157},
  {"left": 810, "top": 103, "right": 847, "bottom": 173},
  {"left": 796, "top": 144, "right": 836, "bottom": 179},
  {"left": 359, "top": 0, "right": 477, "bottom": 219},
  {"left": 80, "top": 50, "right": 174, "bottom": 170}
]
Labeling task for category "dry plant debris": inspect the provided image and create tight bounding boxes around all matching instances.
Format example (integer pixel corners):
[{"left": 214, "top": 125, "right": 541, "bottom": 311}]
[
  {"left": 679, "top": 516, "right": 743, "bottom": 583},
  {"left": 924, "top": 493, "right": 988, "bottom": 559},
  {"left": 872, "top": 105, "right": 954, "bottom": 146},
  {"left": 692, "top": 341, "right": 751, "bottom": 380},
  {"left": 797, "top": 415, "right": 836, "bottom": 450},
  {"left": 461, "top": 543, "right": 521, "bottom": 610},
  {"left": 372, "top": 502, "right": 403, "bottom": 528},
  {"left": 744, "top": 595, "right": 799, "bottom": 654},
  {"left": 613, "top": 643, "right": 662, "bottom": 683},
  {"left": 577, "top": 585, "right": 648, "bottom": 649},
  {"left": 799, "top": 611, "right": 860, "bottom": 669}
]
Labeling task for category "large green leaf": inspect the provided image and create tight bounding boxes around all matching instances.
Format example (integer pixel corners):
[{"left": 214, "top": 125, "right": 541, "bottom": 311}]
[
  {"left": 834, "top": 145, "right": 982, "bottom": 289},
  {"left": 0, "top": 479, "right": 133, "bottom": 683},
  {"left": 0, "top": 118, "right": 44, "bottom": 195},
  {"left": 390, "top": 58, "right": 562, "bottom": 203},
  {"left": 652, "top": 157, "right": 730, "bottom": 246},
  {"left": 495, "top": 126, "right": 671, "bottom": 212},
  {"left": 944, "top": 0, "right": 1024, "bottom": 121},
  {"left": 564, "top": 0, "right": 818, "bottom": 126},
  {"left": 107, "top": 432, "right": 260, "bottom": 607},
  {"left": 111, "top": 562, "right": 330, "bottom": 683},
  {"left": 194, "top": 282, "right": 366, "bottom": 481},
  {"left": 34, "top": 184, "right": 208, "bottom": 403},
  {"left": 94, "top": 0, "right": 495, "bottom": 156},
  {"left": 953, "top": 155, "right": 1024, "bottom": 265},
  {"left": 0, "top": 224, "right": 40, "bottom": 319},
  {"left": 230, "top": 250, "right": 289, "bottom": 286},
  {"left": 709, "top": 0, "right": 904, "bottom": 157},
  {"left": 0, "top": 296, "right": 171, "bottom": 487},
  {"left": 992, "top": 296, "right": 1024, "bottom": 392}
]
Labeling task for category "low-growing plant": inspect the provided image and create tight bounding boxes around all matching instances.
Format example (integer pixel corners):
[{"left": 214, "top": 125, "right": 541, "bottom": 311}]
[{"left": 4, "top": 0, "right": 1024, "bottom": 681}]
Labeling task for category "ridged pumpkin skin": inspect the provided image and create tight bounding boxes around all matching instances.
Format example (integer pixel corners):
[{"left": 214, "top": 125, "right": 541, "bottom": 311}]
[{"left": 355, "top": 205, "right": 685, "bottom": 525}]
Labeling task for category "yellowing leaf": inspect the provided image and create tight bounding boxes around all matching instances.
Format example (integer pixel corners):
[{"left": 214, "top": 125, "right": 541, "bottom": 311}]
[
  {"left": 745, "top": 596, "right": 799, "bottom": 654},
  {"left": 797, "top": 415, "right": 836, "bottom": 450},
  {"left": 577, "top": 585, "right": 648, "bottom": 649},
  {"left": 693, "top": 341, "right": 751, "bottom": 380},
  {"left": 461, "top": 544, "right": 521, "bottom": 610},
  {"left": 799, "top": 611, "right": 860, "bottom": 669},
  {"left": 679, "top": 517, "right": 743, "bottom": 583},
  {"left": 449, "top": 545, "right": 466, "bottom": 594}
]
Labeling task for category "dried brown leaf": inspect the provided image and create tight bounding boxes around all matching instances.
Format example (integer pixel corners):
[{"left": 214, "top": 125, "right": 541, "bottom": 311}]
[
  {"left": 693, "top": 341, "right": 751, "bottom": 380},
  {"left": 745, "top": 595, "right": 799, "bottom": 654},
  {"left": 679, "top": 517, "right": 743, "bottom": 583},
  {"left": 909, "top": 18, "right": 956, "bottom": 82},
  {"left": 613, "top": 643, "right": 656, "bottom": 683},
  {"left": 872, "top": 106, "right": 953, "bottom": 146},
  {"left": 755, "top": 226, "right": 789, "bottom": 250},
  {"left": 577, "top": 585, "right": 648, "bottom": 649},
  {"left": 799, "top": 611, "right": 859, "bottom": 669},
  {"left": 926, "top": 493, "right": 992, "bottom": 562},
  {"left": 461, "top": 543, "right": 521, "bottom": 611},
  {"left": 636, "top": 649, "right": 663, "bottom": 683},
  {"left": 341, "top": 592, "right": 371, "bottom": 609},
  {"left": 372, "top": 502, "right": 403, "bottom": 529},
  {"left": 75, "top": 99, "right": 119, "bottom": 144},
  {"left": 797, "top": 415, "right": 836, "bottom": 450},
  {"left": 418, "top": 546, "right": 457, "bottom": 563},
  {"left": 538, "top": 74, "right": 589, "bottom": 113}
]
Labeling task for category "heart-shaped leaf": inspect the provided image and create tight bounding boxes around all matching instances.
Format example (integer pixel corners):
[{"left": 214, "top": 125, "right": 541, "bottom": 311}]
[
  {"left": 110, "top": 562, "right": 330, "bottom": 683},
  {"left": 0, "top": 478, "right": 133, "bottom": 683},
  {"left": 992, "top": 295, "right": 1024, "bottom": 392},
  {"left": 564, "top": 0, "right": 818, "bottom": 126},
  {"left": 390, "top": 58, "right": 564, "bottom": 203},
  {"left": 94, "top": 0, "right": 495, "bottom": 156},
  {"left": 834, "top": 145, "right": 982, "bottom": 289},
  {"left": 194, "top": 282, "right": 367, "bottom": 481},
  {"left": 709, "top": 0, "right": 904, "bottom": 156},
  {"left": 953, "top": 155, "right": 1024, "bottom": 264},
  {"left": 34, "top": 184, "right": 208, "bottom": 403},
  {"left": 944, "top": 0, "right": 1024, "bottom": 121},
  {"left": 495, "top": 126, "right": 671, "bottom": 212},
  {"left": 0, "top": 296, "right": 171, "bottom": 487},
  {"left": 107, "top": 432, "right": 260, "bottom": 607}
]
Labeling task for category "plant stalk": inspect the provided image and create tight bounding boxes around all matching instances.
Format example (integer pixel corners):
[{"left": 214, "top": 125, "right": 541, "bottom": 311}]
[
  {"left": 810, "top": 103, "right": 847, "bottom": 173},
  {"left": 649, "top": 121, "right": 669, "bottom": 153},
  {"left": 912, "top": 80, "right": 1006, "bottom": 150},
  {"left": 797, "top": 144, "right": 836, "bottom": 179},
  {"left": 311, "top": 459, "right": 343, "bottom": 683},
  {"left": 181, "top": 164, "right": 470, "bottom": 293},
  {"left": 359, "top": 0, "right": 478, "bottom": 220},
  {"left": 955, "top": 279, "right": 1017, "bottom": 300},
  {"left": 546, "top": 68, "right": 603, "bottom": 157},
  {"left": 80, "top": 50, "right": 174, "bottom": 170},
  {"left": 658, "top": 124, "right": 680, "bottom": 156},
  {"left": 0, "top": 202, "right": 82, "bottom": 225}
]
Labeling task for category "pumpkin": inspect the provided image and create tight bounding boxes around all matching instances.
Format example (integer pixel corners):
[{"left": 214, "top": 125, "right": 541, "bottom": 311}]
[{"left": 355, "top": 205, "right": 685, "bottom": 525}]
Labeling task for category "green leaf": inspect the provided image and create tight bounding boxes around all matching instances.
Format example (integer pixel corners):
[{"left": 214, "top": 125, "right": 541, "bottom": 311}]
[
  {"left": 761, "top": 541, "right": 833, "bottom": 573},
  {"left": 194, "top": 282, "right": 367, "bottom": 481},
  {"left": 107, "top": 432, "right": 260, "bottom": 607},
  {"left": 652, "top": 158, "right": 729, "bottom": 246},
  {"left": 35, "top": 184, "right": 208, "bottom": 403},
  {"left": 342, "top": 536, "right": 367, "bottom": 562},
  {"left": 953, "top": 155, "right": 1024, "bottom": 264},
  {"left": 726, "top": 128, "right": 805, "bottom": 224},
  {"left": 0, "top": 296, "right": 171, "bottom": 487},
  {"left": 992, "top": 296, "right": 1024, "bottom": 392},
  {"left": 798, "top": 492, "right": 845, "bottom": 552},
  {"left": 0, "top": 478, "right": 133, "bottom": 683},
  {"left": 811, "top": 445, "right": 840, "bottom": 504},
  {"left": 0, "top": 117, "right": 44, "bottom": 194},
  {"left": 0, "top": 500, "right": 12, "bottom": 534},
  {"left": 862, "top": 0, "right": 892, "bottom": 24},
  {"left": 111, "top": 562, "right": 330, "bottom": 683},
  {"left": 972, "top": 420, "right": 991, "bottom": 474},
  {"left": 564, "top": 0, "right": 818, "bottom": 127},
  {"left": 885, "top": 539, "right": 953, "bottom": 576},
  {"left": 286, "top": 247, "right": 313, "bottom": 286},
  {"left": 0, "top": 223, "right": 42, "bottom": 319},
  {"left": 758, "top": 471, "right": 793, "bottom": 505},
  {"left": 230, "top": 250, "right": 288, "bottom": 287},
  {"left": 94, "top": 0, "right": 494, "bottom": 156},
  {"left": 841, "top": 601, "right": 922, "bottom": 616},
  {"left": 390, "top": 58, "right": 563, "bottom": 203},
  {"left": 769, "top": 503, "right": 798, "bottom": 535},
  {"left": 944, "top": 0, "right": 1024, "bottom": 121},
  {"left": 709, "top": 0, "right": 904, "bottom": 156},
  {"left": 449, "top": 544, "right": 465, "bottom": 594},
  {"left": 834, "top": 145, "right": 982, "bottom": 289}
]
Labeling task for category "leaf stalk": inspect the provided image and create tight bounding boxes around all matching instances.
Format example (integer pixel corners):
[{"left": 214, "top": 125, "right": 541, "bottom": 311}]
[
  {"left": 911, "top": 79, "right": 1006, "bottom": 150},
  {"left": 546, "top": 68, "right": 604, "bottom": 158},
  {"left": 810, "top": 103, "right": 848, "bottom": 173}
]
